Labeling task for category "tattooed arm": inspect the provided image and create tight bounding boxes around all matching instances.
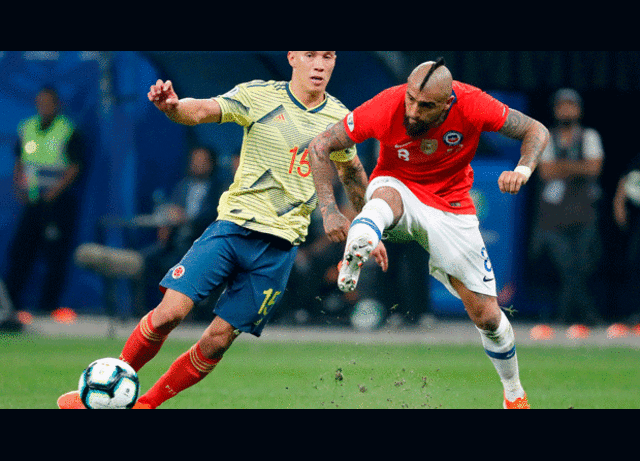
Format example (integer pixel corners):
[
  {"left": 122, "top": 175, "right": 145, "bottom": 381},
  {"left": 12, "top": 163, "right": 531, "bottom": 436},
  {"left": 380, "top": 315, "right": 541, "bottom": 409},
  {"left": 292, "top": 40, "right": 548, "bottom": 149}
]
[
  {"left": 497, "top": 109, "right": 550, "bottom": 195},
  {"left": 335, "top": 156, "right": 368, "bottom": 214},
  {"left": 309, "top": 122, "right": 362, "bottom": 243}
]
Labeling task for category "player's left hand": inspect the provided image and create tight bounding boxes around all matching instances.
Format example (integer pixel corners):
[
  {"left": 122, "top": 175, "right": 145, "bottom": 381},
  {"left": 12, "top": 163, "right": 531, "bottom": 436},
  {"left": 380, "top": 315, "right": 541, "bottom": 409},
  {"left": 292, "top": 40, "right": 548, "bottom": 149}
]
[
  {"left": 498, "top": 171, "right": 528, "bottom": 195},
  {"left": 371, "top": 241, "right": 389, "bottom": 273}
]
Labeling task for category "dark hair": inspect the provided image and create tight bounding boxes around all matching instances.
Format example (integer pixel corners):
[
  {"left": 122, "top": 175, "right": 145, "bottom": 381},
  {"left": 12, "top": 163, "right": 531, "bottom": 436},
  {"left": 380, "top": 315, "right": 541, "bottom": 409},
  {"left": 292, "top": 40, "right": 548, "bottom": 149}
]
[
  {"left": 419, "top": 57, "right": 447, "bottom": 92},
  {"left": 38, "top": 86, "right": 60, "bottom": 104}
]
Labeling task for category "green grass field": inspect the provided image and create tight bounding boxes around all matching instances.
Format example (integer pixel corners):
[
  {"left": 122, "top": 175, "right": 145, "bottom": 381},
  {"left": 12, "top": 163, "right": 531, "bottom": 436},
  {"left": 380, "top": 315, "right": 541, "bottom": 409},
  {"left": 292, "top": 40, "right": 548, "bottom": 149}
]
[{"left": 1, "top": 333, "right": 637, "bottom": 409}]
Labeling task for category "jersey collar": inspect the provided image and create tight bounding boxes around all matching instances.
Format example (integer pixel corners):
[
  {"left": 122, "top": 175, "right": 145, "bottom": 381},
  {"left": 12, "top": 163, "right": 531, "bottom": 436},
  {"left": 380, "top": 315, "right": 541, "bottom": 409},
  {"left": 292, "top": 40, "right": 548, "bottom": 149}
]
[{"left": 286, "top": 83, "right": 328, "bottom": 114}]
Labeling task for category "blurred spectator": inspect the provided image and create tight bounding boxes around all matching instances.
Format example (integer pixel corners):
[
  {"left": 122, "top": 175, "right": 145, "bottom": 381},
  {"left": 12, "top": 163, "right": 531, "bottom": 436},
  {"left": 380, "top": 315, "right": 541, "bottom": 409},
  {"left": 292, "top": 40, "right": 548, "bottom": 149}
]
[
  {"left": 3, "top": 87, "right": 84, "bottom": 323},
  {"left": 529, "top": 89, "right": 604, "bottom": 328},
  {"left": 141, "top": 147, "right": 224, "bottom": 312},
  {"left": 613, "top": 154, "right": 640, "bottom": 325}
]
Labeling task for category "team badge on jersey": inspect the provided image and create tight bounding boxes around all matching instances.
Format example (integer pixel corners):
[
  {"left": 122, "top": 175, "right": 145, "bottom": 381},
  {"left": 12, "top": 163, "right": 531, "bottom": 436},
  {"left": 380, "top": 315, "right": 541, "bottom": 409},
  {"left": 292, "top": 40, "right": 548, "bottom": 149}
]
[
  {"left": 420, "top": 139, "right": 439, "bottom": 156},
  {"left": 347, "top": 113, "right": 355, "bottom": 133},
  {"left": 172, "top": 265, "right": 186, "bottom": 280},
  {"left": 444, "top": 131, "right": 464, "bottom": 146}
]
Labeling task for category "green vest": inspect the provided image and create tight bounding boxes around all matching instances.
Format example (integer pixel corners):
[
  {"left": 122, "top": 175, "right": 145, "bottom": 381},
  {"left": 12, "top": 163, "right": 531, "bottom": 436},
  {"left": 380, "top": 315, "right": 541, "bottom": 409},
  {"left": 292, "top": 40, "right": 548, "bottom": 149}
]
[{"left": 19, "top": 115, "right": 75, "bottom": 203}]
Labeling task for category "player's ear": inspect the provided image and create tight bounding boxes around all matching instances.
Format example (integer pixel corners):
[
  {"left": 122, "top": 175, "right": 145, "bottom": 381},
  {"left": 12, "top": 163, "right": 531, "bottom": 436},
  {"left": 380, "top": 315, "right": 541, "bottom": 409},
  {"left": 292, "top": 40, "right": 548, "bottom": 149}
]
[
  {"left": 287, "top": 51, "right": 297, "bottom": 68},
  {"left": 445, "top": 94, "right": 455, "bottom": 110}
]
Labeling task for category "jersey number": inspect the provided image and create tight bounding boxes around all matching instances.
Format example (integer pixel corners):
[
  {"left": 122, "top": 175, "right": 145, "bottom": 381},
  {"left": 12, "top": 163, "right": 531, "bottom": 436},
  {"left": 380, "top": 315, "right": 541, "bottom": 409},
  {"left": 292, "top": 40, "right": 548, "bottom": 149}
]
[
  {"left": 481, "top": 247, "right": 493, "bottom": 273},
  {"left": 258, "top": 289, "right": 282, "bottom": 316},
  {"left": 398, "top": 149, "right": 411, "bottom": 162},
  {"left": 288, "top": 147, "right": 311, "bottom": 178}
]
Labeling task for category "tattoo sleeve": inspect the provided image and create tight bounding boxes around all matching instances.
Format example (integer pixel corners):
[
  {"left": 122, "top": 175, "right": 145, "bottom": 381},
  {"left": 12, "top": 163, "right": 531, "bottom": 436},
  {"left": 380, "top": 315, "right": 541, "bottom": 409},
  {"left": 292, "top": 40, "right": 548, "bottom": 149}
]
[
  {"left": 335, "top": 156, "right": 368, "bottom": 213},
  {"left": 309, "top": 122, "right": 359, "bottom": 218},
  {"left": 499, "top": 109, "right": 550, "bottom": 170}
]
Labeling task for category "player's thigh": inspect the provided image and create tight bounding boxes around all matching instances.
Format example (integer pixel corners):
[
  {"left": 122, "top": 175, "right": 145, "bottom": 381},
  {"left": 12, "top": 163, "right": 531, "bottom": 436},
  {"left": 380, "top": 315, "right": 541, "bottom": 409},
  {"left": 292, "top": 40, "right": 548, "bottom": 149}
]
[
  {"left": 427, "top": 212, "right": 497, "bottom": 296},
  {"left": 159, "top": 221, "right": 240, "bottom": 304},
  {"left": 215, "top": 242, "right": 298, "bottom": 337},
  {"left": 366, "top": 177, "right": 418, "bottom": 240}
]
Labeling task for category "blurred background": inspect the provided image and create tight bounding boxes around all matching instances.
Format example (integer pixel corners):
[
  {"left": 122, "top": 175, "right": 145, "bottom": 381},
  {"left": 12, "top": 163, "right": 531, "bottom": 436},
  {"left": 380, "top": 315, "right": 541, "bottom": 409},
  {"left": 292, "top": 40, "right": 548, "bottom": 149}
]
[{"left": 1, "top": 51, "right": 639, "bottom": 333}]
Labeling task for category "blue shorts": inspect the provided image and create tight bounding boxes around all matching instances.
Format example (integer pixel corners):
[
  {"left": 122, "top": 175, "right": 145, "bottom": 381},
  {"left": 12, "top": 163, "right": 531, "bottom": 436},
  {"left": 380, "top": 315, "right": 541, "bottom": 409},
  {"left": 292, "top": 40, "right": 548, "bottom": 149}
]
[{"left": 160, "top": 221, "right": 298, "bottom": 337}]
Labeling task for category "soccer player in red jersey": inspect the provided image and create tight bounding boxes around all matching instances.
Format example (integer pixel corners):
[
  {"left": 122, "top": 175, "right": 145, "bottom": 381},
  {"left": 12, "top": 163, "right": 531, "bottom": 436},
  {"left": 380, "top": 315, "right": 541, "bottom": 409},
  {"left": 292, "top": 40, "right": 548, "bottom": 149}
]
[{"left": 309, "top": 59, "right": 550, "bottom": 409}]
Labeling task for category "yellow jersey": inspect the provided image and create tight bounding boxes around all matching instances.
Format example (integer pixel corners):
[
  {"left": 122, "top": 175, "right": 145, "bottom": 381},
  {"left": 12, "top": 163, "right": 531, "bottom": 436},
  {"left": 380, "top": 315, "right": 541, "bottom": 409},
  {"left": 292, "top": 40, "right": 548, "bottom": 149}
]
[{"left": 214, "top": 80, "right": 356, "bottom": 245}]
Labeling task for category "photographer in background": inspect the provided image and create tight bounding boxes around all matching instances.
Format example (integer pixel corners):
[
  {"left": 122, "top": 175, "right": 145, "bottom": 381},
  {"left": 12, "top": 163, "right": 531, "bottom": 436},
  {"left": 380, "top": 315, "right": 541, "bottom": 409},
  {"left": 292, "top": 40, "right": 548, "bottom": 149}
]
[{"left": 530, "top": 89, "right": 605, "bottom": 334}]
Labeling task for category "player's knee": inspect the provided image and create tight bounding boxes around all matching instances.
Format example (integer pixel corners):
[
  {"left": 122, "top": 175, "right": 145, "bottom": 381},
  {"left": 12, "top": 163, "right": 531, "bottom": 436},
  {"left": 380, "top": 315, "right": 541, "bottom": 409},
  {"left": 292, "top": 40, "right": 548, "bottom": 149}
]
[
  {"left": 153, "top": 289, "right": 195, "bottom": 330},
  {"left": 199, "top": 318, "right": 239, "bottom": 360},
  {"left": 370, "top": 187, "right": 404, "bottom": 224},
  {"left": 466, "top": 303, "right": 502, "bottom": 331}
]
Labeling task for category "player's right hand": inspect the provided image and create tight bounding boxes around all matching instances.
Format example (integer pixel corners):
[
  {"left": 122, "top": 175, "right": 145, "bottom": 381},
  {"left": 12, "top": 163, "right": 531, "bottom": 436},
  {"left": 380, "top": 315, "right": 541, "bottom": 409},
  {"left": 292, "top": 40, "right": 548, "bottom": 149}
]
[
  {"left": 323, "top": 212, "right": 351, "bottom": 243},
  {"left": 148, "top": 80, "right": 179, "bottom": 113}
]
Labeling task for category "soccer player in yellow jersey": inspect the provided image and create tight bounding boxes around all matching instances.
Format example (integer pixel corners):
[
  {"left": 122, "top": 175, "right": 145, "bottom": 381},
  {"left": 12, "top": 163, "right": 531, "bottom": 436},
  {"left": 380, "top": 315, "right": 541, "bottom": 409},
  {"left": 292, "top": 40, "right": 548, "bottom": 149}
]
[{"left": 58, "top": 51, "right": 386, "bottom": 410}]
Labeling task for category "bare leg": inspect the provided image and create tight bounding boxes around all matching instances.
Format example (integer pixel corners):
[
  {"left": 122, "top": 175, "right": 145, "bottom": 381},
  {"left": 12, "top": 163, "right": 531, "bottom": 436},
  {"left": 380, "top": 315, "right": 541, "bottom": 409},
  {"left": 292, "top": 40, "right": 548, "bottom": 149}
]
[{"left": 449, "top": 276, "right": 526, "bottom": 404}]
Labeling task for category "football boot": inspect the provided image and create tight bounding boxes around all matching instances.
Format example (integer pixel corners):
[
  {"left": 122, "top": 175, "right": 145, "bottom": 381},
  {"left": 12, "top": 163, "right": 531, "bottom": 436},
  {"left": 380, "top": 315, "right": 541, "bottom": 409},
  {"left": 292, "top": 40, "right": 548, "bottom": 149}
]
[
  {"left": 337, "top": 236, "right": 375, "bottom": 293},
  {"left": 57, "top": 391, "right": 86, "bottom": 410}
]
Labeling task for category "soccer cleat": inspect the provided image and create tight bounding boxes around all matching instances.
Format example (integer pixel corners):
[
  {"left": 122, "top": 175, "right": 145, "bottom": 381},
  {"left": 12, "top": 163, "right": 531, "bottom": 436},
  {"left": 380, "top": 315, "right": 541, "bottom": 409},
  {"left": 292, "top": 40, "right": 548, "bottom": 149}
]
[
  {"left": 133, "top": 402, "right": 153, "bottom": 410},
  {"left": 504, "top": 393, "right": 530, "bottom": 410},
  {"left": 57, "top": 391, "right": 86, "bottom": 410},
  {"left": 337, "top": 236, "right": 375, "bottom": 293}
]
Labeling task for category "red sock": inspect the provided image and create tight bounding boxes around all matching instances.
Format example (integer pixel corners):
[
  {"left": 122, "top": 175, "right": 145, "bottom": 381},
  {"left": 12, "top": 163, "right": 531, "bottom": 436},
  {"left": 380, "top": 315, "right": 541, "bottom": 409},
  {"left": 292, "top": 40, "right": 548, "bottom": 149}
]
[
  {"left": 137, "top": 343, "right": 220, "bottom": 409},
  {"left": 119, "top": 310, "right": 173, "bottom": 373}
]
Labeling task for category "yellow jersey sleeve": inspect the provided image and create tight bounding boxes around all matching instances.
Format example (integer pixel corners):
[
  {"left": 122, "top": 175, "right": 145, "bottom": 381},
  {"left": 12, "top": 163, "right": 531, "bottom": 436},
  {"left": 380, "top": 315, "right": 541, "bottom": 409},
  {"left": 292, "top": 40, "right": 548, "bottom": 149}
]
[{"left": 215, "top": 83, "right": 255, "bottom": 127}]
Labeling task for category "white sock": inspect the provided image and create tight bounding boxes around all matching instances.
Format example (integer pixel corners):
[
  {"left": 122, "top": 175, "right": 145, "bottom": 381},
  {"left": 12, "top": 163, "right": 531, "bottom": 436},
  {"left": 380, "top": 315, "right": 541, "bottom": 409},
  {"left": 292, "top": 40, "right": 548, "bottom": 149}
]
[
  {"left": 347, "top": 199, "right": 395, "bottom": 248},
  {"left": 477, "top": 311, "right": 525, "bottom": 402}
]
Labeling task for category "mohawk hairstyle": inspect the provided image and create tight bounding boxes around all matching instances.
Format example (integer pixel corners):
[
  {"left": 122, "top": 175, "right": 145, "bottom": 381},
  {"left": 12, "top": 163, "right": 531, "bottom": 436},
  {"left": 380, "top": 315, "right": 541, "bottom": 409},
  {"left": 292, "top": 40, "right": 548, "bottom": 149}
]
[{"left": 419, "top": 57, "right": 447, "bottom": 92}]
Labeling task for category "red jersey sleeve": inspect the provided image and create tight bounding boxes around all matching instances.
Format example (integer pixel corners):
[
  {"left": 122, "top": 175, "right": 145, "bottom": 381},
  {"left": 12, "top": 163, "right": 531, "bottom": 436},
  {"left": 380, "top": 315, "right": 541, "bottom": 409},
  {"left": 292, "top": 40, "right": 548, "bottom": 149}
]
[
  {"left": 344, "top": 85, "right": 406, "bottom": 144},
  {"left": 459, "top": 84, "right": 510, "bottom": 133}
]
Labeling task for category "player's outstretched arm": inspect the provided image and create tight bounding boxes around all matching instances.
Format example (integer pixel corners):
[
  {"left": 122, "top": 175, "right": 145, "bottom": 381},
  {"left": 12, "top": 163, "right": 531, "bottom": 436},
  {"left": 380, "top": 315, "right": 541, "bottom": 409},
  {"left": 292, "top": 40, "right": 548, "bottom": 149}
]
[
  {"left": 148, "top": 80, "right": 222, "bottom": 126},
  {"left": 309, "top": 123, "right": 358, "bottom": 243},
  {"left": 334, "top": 156, "right": 368, "bottom": 214},
  {"left": 498, "top": 109, "right": 550, "bottom": 195}
]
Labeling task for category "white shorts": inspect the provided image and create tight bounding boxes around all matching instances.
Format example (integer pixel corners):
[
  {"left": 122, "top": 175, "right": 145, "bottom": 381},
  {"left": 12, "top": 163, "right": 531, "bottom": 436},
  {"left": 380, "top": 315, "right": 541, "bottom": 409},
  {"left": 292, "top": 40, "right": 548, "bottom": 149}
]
[{"left": 366, "top": 176, "right": 497, "bottom": 299}]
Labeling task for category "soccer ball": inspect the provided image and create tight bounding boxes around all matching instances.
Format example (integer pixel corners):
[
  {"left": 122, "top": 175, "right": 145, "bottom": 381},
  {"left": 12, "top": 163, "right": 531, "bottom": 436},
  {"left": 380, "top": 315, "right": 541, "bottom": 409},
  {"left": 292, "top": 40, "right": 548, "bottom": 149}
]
[{"left": 78, "top": 358, "right": 140, "bottom": 410}]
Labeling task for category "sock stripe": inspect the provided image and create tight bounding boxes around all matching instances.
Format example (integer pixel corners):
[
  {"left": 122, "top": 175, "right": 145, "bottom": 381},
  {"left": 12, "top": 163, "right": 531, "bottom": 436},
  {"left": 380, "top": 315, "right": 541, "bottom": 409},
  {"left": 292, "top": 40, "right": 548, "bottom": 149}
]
[
  {"left": 351, "top": 217, "right": 382, "bottom": 240},
  {"left": 139, "top": 312, "right": 166, "bottom": 343},
  {"left": 189, "top": 344, "right": 220, "bottom": 375},
  {"left": 485, "top": 346, "right": 517, "bottom": 361}
]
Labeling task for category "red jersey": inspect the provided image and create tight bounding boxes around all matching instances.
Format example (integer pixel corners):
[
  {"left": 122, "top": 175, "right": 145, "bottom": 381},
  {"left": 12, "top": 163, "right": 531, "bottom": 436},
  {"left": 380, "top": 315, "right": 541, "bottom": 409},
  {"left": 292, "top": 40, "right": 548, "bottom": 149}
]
[{"left": 344, "top": 81, "right": 509, "bottom": 215}]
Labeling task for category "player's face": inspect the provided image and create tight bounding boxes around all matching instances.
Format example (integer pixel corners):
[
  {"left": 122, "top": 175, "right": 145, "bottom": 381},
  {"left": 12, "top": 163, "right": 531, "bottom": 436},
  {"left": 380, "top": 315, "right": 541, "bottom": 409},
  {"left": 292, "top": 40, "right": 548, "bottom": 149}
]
[
  {"left": 189, "top": 148, "right": 213, "bottom": 179},
  {"left": 554, "top": 101, "right": 582, "bottom": 127},
  {"left": 289, "top": 51, "right": 337, "bottom": 94},
  {"left": 36, "top": 91, "right": 59, "bottom": 123},
  {"left": 403, "top": 86, "right": 452, "bottom": 138}
]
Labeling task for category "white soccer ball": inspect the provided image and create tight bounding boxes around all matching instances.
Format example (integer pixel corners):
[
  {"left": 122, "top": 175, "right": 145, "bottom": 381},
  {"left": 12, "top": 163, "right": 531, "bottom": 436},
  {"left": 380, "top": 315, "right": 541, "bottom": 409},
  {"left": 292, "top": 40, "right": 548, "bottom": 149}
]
[
  {"left": 78, "top": 358, "right": 140, "bottom": 410},
  {"left": 350, "top": 299, "right": 384, "bottom": 332}
]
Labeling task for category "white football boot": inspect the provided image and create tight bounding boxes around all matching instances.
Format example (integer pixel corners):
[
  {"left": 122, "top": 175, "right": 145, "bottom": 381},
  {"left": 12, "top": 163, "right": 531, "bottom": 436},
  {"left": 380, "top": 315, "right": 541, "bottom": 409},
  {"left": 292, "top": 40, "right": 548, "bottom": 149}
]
[{"left": 338, "top": 236, "right": 376, "bottom": 293}]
